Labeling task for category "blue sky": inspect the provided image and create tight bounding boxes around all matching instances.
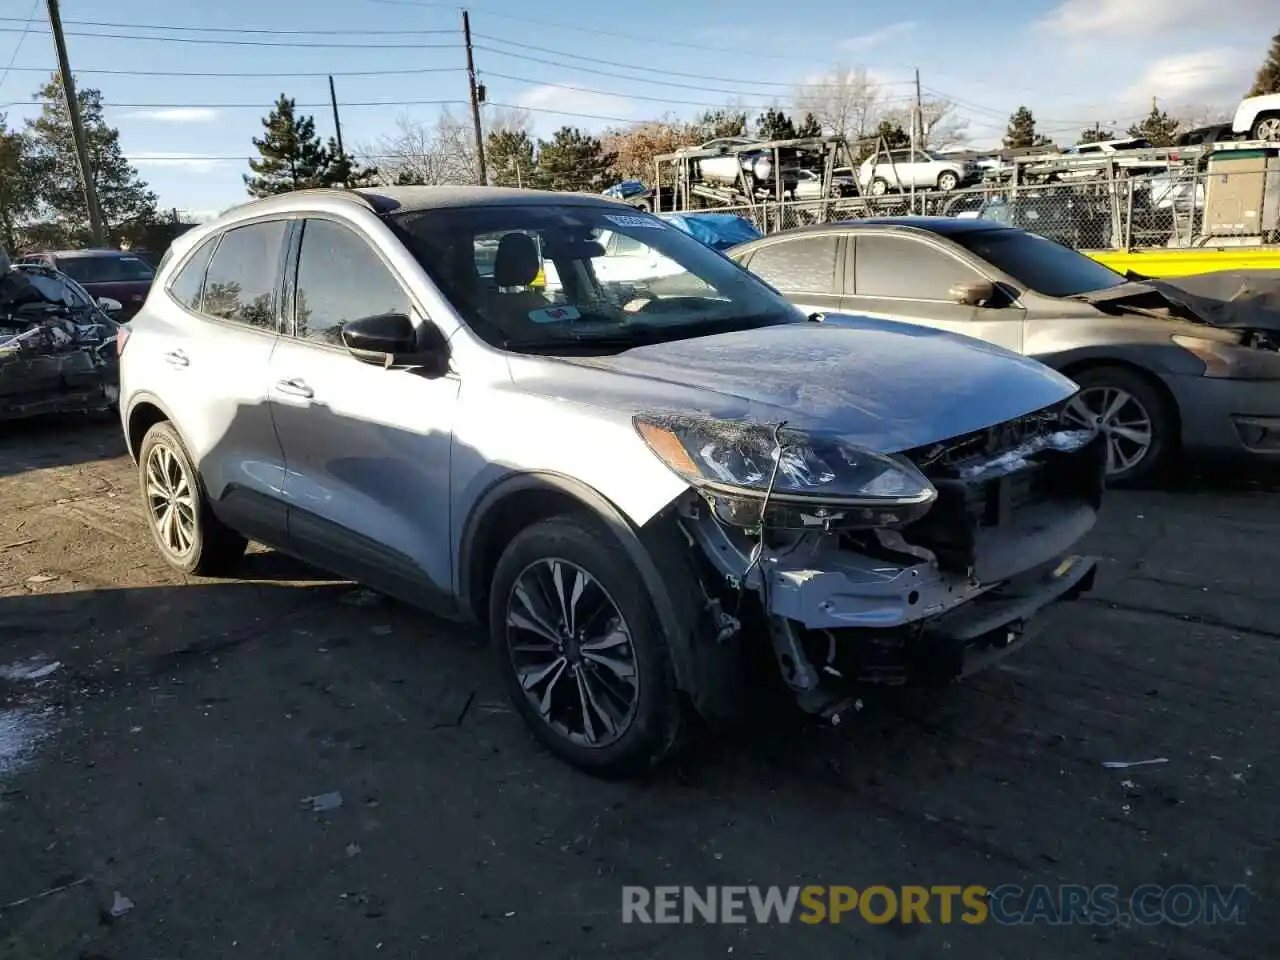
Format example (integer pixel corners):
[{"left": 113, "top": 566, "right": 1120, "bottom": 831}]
[{"left": 0, "top": 0, "right": 1272, "bottom": 217}]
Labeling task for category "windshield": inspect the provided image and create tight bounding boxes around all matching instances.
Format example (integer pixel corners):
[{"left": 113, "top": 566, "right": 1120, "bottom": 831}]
[
  {"left": 949, "top": 228, "right": 1127, "bottom": 298},
  {"left": 55, "top": 253, "right": 155, "bottom": 284},
  {"left": 387, "top": 203, "right": 800, "bottom": 351}
]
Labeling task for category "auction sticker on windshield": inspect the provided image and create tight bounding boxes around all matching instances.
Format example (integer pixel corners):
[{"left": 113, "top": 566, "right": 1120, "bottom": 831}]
[
  {"left": 528, "top": 305, "right": 582, "bottom": 324},
  {"left": 604, "top": 214, "right": 666, "bottom": 230}
]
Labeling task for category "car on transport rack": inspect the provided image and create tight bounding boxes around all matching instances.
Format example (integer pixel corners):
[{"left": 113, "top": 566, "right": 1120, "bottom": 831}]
[{"left": 117, "top": 186, "right": 1105, "bottom": 777}]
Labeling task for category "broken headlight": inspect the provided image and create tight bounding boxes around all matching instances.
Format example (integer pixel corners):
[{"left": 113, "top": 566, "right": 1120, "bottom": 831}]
[{"left": 634, "top": 414, "right": 937, "bottom": 531}]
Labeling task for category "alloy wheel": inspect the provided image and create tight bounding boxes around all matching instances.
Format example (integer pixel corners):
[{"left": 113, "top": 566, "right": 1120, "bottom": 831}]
[
  {"left": 1254, "top": 117, "right": 1280, "bottom": 141},
  {"left": 144, "top": 442, "right": 197, "bottom": 557},
  {"left": 1063, "top": 386, "right": 1154, "bottom": 476},
  {"left": 505, "top": 558, "right": 639, "bottom": 749}
]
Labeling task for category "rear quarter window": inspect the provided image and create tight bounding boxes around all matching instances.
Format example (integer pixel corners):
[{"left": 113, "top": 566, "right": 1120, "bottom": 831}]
[{"left": 166, "top": 236, "right": 219, "bottom": 312}]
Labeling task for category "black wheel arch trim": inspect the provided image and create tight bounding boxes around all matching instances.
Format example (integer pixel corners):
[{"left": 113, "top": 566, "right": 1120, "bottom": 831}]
[
  {"left": 123, "top": 391, "right": 182, "bottom": 463},
  {"left": 459, "top": 471, "right": 704, "bottom": 698}
]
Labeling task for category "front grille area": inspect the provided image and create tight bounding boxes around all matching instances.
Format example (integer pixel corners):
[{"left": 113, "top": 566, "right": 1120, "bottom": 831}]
[
  {"left": 904, "top": 401, "right": 1069, "bottom": 479},
  {"left": 898, "top": 406, "right": 1106, "bottom": 576}
]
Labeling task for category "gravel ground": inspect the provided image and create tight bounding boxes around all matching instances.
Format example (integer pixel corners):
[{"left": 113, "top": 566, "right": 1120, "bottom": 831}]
[{"left": 0, "top": 417, "right": 1276, "bottom": 959}]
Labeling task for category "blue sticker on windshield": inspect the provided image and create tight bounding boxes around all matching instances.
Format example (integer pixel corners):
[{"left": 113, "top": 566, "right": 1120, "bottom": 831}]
[
  {"left": 604, "top": 214, "right": 665, "bottom": 230},
  {"left": 528, "top": 305, "right": 582, "bottom": 324}
]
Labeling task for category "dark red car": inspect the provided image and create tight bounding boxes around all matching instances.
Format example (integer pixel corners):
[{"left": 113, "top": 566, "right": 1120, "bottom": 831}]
[{"left": 17, "top": 249, "right": 155, "bottom": 320}]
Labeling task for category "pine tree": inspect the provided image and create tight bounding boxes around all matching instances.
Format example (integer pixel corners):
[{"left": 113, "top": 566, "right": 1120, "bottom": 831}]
[
  {"left": 1078, "top": 125, "right": 1117, "bottom": 144},
  {"left": 755, "top": 108, "right": 797, "bottom": 141},
  {"left": 694, "top": 108, "right": 748, "bottom": 140},
  {"left": 1247, "top": 32, "right": 1280, "bottom": 96},
  {"left": 487, "top": 128, "right": 537, "bottom": 187},
  {"left": 1003, "top": 106, "right": 1051, "bottom": 149},
  {"left": 321, "top": 137, "right": 378, "bottom": 188},
  {"left": 535, "top": 127, "right": 616, "bottom": 193},
  {"left": 244, "top": 95, "right": 330, "bottom": 198},
  {"left": 794, "top": 112, "right": 823, "bottom": 138},
  {"left": 1127, "top": 101, "right": 1181, "bottom": 147},
  {"left": 25, "top": 75, "right": 157, "bottom": 245}
]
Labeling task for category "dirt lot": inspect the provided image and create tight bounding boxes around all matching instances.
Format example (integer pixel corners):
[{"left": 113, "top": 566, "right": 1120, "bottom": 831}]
[{"left": 0, "top": 417, "right": 1276, "bottom": 959}]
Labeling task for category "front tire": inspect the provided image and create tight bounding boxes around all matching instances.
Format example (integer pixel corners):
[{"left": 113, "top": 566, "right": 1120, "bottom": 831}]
[
  {"left": 488, "top": 516, "right": 683, "bottom": 777},
  {"left": 1063, "top": 366, "right": 1176, "bottom": 487},
  {"left": 870, "top": 177, "right": 889, "bottom": 196},
  {"left": 138, "top": 421, "right": 248, "bottom": 576},
  {"left": 1250, "top": 114, "right": 1280, "bottom": 142}
]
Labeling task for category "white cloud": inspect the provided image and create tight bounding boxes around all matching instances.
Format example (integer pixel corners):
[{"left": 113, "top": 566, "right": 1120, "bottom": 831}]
[
  {"left": 123, "top": 107, "right": 220, "bottom": 123},
  {"left": 128, "top": 152, "right": 229, "bottom": 173},
  {"left": 1121, "top": 48, "right": 1255, "bottom": 105},
  {"left": 840, "top": 21, "right": 917, "bottom": 52},
  {"left": 514, "top": 84, "right": 637, "bottom": 129},
  {"left": 1037, "top": 0, "right": 1267, "bottom": 38}
]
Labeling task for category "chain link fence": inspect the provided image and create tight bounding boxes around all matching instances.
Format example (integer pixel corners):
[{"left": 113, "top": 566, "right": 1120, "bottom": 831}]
[{"left": 675, "top": 167, "right": 1230, "bottom": 252}]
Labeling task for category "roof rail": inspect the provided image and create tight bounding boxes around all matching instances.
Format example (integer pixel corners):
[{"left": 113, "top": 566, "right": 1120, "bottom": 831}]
[{"left": 216, "top": 187, "right": 378, "bottom": 219}]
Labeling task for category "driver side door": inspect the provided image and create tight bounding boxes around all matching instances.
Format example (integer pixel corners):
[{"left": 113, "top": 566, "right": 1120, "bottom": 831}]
[{"left": 269, "top": 216, "right": 461, "bottom": 607}]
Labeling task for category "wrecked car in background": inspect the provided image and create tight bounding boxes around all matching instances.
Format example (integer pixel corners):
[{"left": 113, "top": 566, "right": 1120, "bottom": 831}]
[
  {"left": 118, "top": 186, "right": 1104, "bottom": 778},
  {"left": 1, "top": 254, "right": 121, "bottom": 422}
]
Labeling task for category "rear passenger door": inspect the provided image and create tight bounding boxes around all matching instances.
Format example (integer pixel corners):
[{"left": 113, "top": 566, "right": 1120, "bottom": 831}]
[
  {"left": 148, "top": 220, "right": 291, "bottom": 543},
  {"left": 268, "top": 216, "right": 460, "bottom": 605},
  {"left": 735, "top": 234, "right": 843, "bottom": 317},
  {"left": 841, "top": 233, "right": 1025, "bottom": 353}
]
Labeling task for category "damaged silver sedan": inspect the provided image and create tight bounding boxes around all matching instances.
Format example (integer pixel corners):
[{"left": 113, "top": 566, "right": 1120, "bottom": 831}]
[
  {"left": 117, "top": 187, "right": 1104, "bottom": 777},
  {"left": 1, "top": 252, "right": 122, "bottom": 422}
]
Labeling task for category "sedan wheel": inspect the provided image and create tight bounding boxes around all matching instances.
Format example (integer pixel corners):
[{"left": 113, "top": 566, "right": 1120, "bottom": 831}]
[
  {"left": 870, "top": 177, "right": 889, "bottom": 196},
  {"left": 506, "top": 558, "right": 639, "bottom": 749},
  {"left": 937, "top": 171, "right": 959, "bottom": 191},
  {"left": 1063, "top": 383, "right": 1160, "bottom": 482}
]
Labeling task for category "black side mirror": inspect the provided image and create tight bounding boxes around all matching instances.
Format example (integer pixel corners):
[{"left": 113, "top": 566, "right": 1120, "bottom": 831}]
[
  {"left": 342, "top": 312, "right": 450, "bottom": 374},
  {"left": 949, "top": 280, "right": 996, "bottom": 307}
]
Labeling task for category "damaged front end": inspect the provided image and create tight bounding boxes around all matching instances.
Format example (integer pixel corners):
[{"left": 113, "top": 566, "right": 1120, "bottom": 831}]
[
  {"left": 636, "top": 404, "right": 1104, "bottom": 724},
  {"left": 0, "top": 265, "right": 120, "bottom": 422}
]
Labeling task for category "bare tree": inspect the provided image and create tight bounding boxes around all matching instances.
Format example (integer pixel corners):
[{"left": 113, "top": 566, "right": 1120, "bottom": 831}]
[
  {"left": 792, "top": 65, "right": 881, "bottom": 142},
  {"left": 360, "top": 105, "right": 532, "bottom": 186},
  {"left": 883, "top": 96, "right": 969, "bottom": 151},
  {"left": 1167, "top": 103, "right": 1232, "bottom": 131}
]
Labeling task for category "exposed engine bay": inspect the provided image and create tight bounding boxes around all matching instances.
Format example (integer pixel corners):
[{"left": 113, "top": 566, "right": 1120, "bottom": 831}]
[
  {"left": 664, "top": 402, "right": 1105, "bottom": 723},
  {"left": 0, "top": 260, "right": 121, "bottom": 422}
]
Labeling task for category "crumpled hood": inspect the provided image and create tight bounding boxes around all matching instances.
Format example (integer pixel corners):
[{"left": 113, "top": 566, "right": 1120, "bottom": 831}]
[{"left": 513, "top": 315, "right": 1079, "bottom": 453}]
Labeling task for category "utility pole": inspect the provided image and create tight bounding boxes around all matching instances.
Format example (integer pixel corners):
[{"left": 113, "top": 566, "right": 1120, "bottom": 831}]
[
  {"left": 462, "top": 10, "right": 488, "bottom": 185},
  {"left": 328, "top": 75, "right": 345, "bottom": 160},
  {"left": 45, "top": 0, "right": 105, "bottom": 246},
  {"left": 911, "top": 68, "right": 923, "bottom": 214}
]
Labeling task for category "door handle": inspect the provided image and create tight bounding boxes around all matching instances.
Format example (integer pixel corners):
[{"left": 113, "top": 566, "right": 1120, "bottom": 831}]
[
  {"left": 274, "top": 378, "right": 314, "bottom": 399},
  {"left": 164, "top": 349, "right": 188, "bottom": 368}
]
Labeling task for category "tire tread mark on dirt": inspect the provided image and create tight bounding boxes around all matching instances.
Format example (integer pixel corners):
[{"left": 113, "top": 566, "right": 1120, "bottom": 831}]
[{"left": 1080, "top": 597, "right": 1280, "bottom": 641}]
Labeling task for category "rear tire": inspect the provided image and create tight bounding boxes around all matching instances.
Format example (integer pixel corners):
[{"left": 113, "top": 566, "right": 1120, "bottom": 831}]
[
  {"left": 138, "top": 421, "right": 248, "bottom": 576},
  {"left": 488, "top": 516, "right": 684, "bottom": 778},
  {"left": 937, "top": 171, "right": 959, "bottom": 191},
  {"left": 1250, "top": 114, "right": 1280, "bottom": 142},
  {"left": 1063, "top": 365, "right": 1176, "bottom": 487}
]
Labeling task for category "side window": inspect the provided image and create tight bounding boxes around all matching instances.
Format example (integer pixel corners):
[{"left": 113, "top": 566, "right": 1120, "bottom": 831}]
[
  {"left": 744, "top": 237, "right": 838, "bottom": 295},
  {"left": 854, "top": 236, "right": 984, "bottom": 301},
  {"left": 166, "top": 236, "right": 218, "bottom": 311},
  {"left": 201, "top": 221, "right": 287, "bottom": 328},
  {"left": 293, "top": 219, "right": 412, "bottom": 345}
]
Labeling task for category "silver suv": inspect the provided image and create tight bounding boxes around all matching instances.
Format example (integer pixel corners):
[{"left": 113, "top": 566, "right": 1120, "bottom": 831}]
[{"left": 118, "top": 186, "right": 1104, "bottom": 776}]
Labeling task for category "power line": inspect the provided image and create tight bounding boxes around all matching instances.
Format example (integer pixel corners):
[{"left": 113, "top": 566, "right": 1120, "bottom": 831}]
[
  {"left": 369, "top": 0, "right": 850, "bottom": 65},
  {"left": 19, "top": 96, "right": 470, "bottom": 110},
  {"left": 0, "top": 16, "right": 455, "bottom": 36},
  {"left": 0, "top": 25, "right": 457, "bottom": 49},
  {"left": 473, "top": 35, "right": 916, "bottom": 90},
  {"left": 1, "top": 64, "right": 466, "bottom": 78},
  {"left": 0, "top": 0, "right": 39, "bottom": 95}
]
